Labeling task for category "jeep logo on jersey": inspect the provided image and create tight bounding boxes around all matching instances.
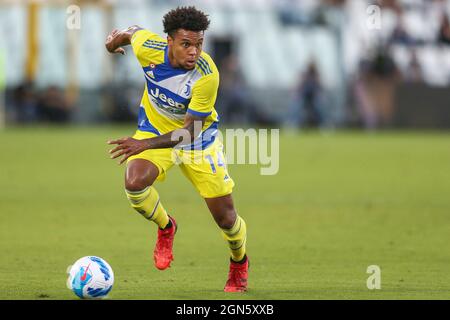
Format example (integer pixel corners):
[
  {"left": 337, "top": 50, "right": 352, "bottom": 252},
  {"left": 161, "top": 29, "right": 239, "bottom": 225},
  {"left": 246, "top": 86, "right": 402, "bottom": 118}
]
[{"left": 150, "top": 87, "right": 186, "bottom": 111}]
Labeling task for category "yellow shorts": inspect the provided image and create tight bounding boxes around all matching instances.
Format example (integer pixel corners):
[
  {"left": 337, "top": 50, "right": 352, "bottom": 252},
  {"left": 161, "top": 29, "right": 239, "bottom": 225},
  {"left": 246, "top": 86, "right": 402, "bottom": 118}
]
[{"left": 127, "top": 130, "right": 235, "bottom": 198}]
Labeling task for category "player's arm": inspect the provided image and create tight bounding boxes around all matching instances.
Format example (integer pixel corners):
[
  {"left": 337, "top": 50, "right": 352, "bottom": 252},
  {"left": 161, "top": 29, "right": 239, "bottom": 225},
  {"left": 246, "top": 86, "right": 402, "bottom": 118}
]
[
  {"left": 105, "top": 25, "right": 143, "bottom": 55},
  {"left": 108, "top": 114, "right": 206, "bottom": 165}
]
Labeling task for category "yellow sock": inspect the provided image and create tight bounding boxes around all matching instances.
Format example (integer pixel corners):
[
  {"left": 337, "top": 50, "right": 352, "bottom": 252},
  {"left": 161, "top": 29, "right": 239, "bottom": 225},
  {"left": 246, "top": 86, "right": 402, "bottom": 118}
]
[
  {"left": 125, "top": 186, "right": 169, "bottom": 229},
  {"left": 221, "top": 215, "right": 247, "bottom": 262}
]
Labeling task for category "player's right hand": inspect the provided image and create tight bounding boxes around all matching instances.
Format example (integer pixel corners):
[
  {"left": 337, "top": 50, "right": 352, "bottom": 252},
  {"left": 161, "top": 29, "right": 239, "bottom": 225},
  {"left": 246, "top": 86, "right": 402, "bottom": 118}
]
[
  {"left": 105, "top": 29, "right": 126, "bottom": 55},
  {"left": 107, "top": 137, "right": 148, "bottom": 165}
]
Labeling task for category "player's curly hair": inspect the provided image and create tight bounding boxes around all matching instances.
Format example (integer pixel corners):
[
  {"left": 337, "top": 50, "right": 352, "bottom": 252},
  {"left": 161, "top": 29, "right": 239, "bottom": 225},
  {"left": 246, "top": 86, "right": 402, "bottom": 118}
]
[{"left": 163, "top": 6, "right": 210, "bottom": 37}]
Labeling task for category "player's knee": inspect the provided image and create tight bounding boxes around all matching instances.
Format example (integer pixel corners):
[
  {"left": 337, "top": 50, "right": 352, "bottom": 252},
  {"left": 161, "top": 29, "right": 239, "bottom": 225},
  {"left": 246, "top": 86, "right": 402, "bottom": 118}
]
[
  {"left": 125, "top": 175, "right": 152, "bottom": 192},
  {"left": 125, "top": 159, "right": 159, "bottom": 192},
  {"left": 217, "top": 208, "right": 237, "bottom": 230}
]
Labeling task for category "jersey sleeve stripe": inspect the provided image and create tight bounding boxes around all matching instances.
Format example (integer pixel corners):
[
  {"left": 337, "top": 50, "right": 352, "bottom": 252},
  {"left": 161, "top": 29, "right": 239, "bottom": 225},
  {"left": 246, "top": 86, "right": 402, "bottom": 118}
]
[
  {"left": 143, "top": 42, "right": 167, "bottom": 48},
  {"left": 195, "top": 62, "right": 209, "bottom": 75},
  {"left": 198, "top": 57, "right": 212, "bottom": 73},
  {"left": 197, "top": 58, "right": 212, "bottom": 74},
  {"left": 142, "top": 44, "right": 167, "bottom": 51},
  {"left": 186, "top": 108, "right": 212, "bottom": 117},
  {"left": 143, "top": 43, "right": 167, "bottom": 49},
  {"left": 144, "top": 40, "right": 167, "bottom": 46}
]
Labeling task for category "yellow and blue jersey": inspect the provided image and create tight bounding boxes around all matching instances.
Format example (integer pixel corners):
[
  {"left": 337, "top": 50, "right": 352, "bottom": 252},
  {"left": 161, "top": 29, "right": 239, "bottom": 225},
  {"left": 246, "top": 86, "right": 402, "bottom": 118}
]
[{"left": 131, "top": 29, "right": 220, "bottom": 150}]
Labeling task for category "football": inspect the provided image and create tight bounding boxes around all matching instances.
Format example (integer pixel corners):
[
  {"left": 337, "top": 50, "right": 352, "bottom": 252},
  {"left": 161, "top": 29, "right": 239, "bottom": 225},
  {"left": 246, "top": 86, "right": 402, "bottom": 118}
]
[{"left": 66, "top": 256, "right": 114, "bottom": 299}]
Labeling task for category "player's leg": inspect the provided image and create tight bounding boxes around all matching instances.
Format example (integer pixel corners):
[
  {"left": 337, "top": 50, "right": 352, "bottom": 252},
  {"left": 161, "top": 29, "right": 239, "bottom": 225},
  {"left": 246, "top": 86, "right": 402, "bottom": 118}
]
[
  {"left": 124, "top": 133, "right": 178, "bottom": 270},
  {"left": 205, "top": 194, "right": 249, "bottom": 293},
  {"left": 125, "top": 159, "right": 171, "bottom": 229},
  {"left": 178, "top": 139, "right": 248, "bottom": 292},
  {"left": 204, "top": 194, "right": 247, "bottom": 264}
]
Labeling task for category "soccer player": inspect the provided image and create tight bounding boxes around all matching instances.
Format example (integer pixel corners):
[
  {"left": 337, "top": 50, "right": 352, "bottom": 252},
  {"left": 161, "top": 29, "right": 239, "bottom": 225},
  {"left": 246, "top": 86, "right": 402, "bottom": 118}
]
[{"left": 105, "top": 6, "right": 249, "bottom": 292}]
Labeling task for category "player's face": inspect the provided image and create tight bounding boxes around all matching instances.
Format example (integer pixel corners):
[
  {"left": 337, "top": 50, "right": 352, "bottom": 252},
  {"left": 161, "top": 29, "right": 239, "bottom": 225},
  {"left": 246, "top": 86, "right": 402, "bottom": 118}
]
[{"left": 167, "top": 29, "right": 204, "bottom": 70}]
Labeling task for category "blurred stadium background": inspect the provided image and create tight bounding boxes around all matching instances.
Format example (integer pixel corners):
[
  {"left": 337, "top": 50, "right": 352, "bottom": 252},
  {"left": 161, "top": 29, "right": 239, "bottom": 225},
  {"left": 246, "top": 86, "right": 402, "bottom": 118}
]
[
  {"left": 1, "top": 0, "right": 450, "bottom": 300},
  {"left": 1, "top": 0, "right": 450, "bottom": 129}
]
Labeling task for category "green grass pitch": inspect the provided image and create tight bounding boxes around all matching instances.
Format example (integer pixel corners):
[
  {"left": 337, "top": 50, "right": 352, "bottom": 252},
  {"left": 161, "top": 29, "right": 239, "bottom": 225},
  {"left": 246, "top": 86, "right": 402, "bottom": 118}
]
[{"left": 0, "top": 126, "right": 449, "bottom": 299}]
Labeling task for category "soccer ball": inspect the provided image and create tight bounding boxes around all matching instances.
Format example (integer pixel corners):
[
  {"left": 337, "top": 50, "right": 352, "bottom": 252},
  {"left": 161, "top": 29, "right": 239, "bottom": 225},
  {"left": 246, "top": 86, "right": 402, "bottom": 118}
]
[{"left": 67, "top": 256, "right": 114, "bottom": 299}]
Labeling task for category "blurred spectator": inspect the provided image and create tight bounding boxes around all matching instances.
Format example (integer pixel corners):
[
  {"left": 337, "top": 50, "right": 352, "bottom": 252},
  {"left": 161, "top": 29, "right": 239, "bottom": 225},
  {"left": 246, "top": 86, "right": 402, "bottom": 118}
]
[
  {"left": 379, "top": 0, "right": 402, "bottom": 12},
  {"left": 37, "top": 86, "right": 73, "bottom": 123},
  {"left": 370, "top": 46, "right": 398, "bottom": 78},
  {"left": 437, "top": 13, "right": 450, "bottom": 45},
  {"left": 12, "top": 81, "right": 38, "bottom": 123},
  {"left": 389, "top": 16, "right": 416, "bottom": 46},
  {"left": 286, "top": 61, "right": 326, "bottom": 128},
  {"left": 352, "top": 61, "right": 377, "bottom": 130},
  {"left": 216, "top": 54, "right": 277, "bottom": 126},
  {"left": 403, "top": 50, "right": 423, "bottom": 84},
  {"left": 356, "top": 47, "right": 401, "bottom": 129},
  {"left": 102, "top": 83, "right": 138, "bottom": 123},
  {"left": 216, "top": 54, "right": 252, "bottom": 124}
]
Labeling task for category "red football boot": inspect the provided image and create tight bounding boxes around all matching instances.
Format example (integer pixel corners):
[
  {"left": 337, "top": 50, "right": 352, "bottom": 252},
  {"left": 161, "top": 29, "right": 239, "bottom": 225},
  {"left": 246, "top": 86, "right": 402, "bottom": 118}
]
[
  {"left": 153, "top": 216, "right": 177, "bottom": 270},
  {"left": 224, "top": 256, "right": 249, "bottom": 292}
]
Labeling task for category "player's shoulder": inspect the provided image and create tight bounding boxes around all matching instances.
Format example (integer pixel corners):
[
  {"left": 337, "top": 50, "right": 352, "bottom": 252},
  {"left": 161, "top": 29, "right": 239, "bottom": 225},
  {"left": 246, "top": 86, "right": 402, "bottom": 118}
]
[
  {"left": 195, "top": 51, "right": 219, "bottom": 77},
  {"left": 132, "top": 29, "right": 167, "bottom": 50}
]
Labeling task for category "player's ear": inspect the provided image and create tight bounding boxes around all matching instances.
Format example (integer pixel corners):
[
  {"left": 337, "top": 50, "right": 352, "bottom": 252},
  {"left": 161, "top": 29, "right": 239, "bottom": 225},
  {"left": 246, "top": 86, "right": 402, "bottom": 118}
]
[{"left": 167, "top": 34, "right": 174, "bottom": 46}]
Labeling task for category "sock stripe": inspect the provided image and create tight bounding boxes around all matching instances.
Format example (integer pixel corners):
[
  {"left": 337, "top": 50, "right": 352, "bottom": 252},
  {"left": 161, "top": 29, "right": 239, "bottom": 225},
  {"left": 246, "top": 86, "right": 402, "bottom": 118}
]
[
  {"left": 146, "top": 198, "right": 160, "bottom": 220},
  {"left": 125, "top": 186, "right": 150, "bottom": 195},
  {"left": 126, "top": 186, "right": 169, "bottom": 229},
  {"left": 128, "top": 193, "right": 150, "bottom": 205},
  {"left": 229, "top": 242, "right": 244, "bottom": 250},
  {"left": 221, "top": 216, "right": 247, "bottom": 263},
  {"left": 126, "top": 188, "right": 151, "bottom": 205},
  {"left": 223, "top": 217, "right": 242, "bottom": 237},
  {"left": 229, "top": 237, "right": 246, "bottom": 250}
]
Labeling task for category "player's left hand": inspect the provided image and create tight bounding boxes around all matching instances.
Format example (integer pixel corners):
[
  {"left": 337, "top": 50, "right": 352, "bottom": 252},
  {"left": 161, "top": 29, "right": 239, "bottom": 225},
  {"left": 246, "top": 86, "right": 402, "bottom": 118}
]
[{"left": 108, "top": 137, "right": 148, "bottom": 164}]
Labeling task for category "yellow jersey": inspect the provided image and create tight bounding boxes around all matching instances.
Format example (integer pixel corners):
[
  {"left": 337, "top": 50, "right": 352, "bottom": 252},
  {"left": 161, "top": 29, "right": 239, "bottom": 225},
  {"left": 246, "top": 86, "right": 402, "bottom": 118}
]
[{"left": 131, "top": 29, "right": 220, "bottom": 150}]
